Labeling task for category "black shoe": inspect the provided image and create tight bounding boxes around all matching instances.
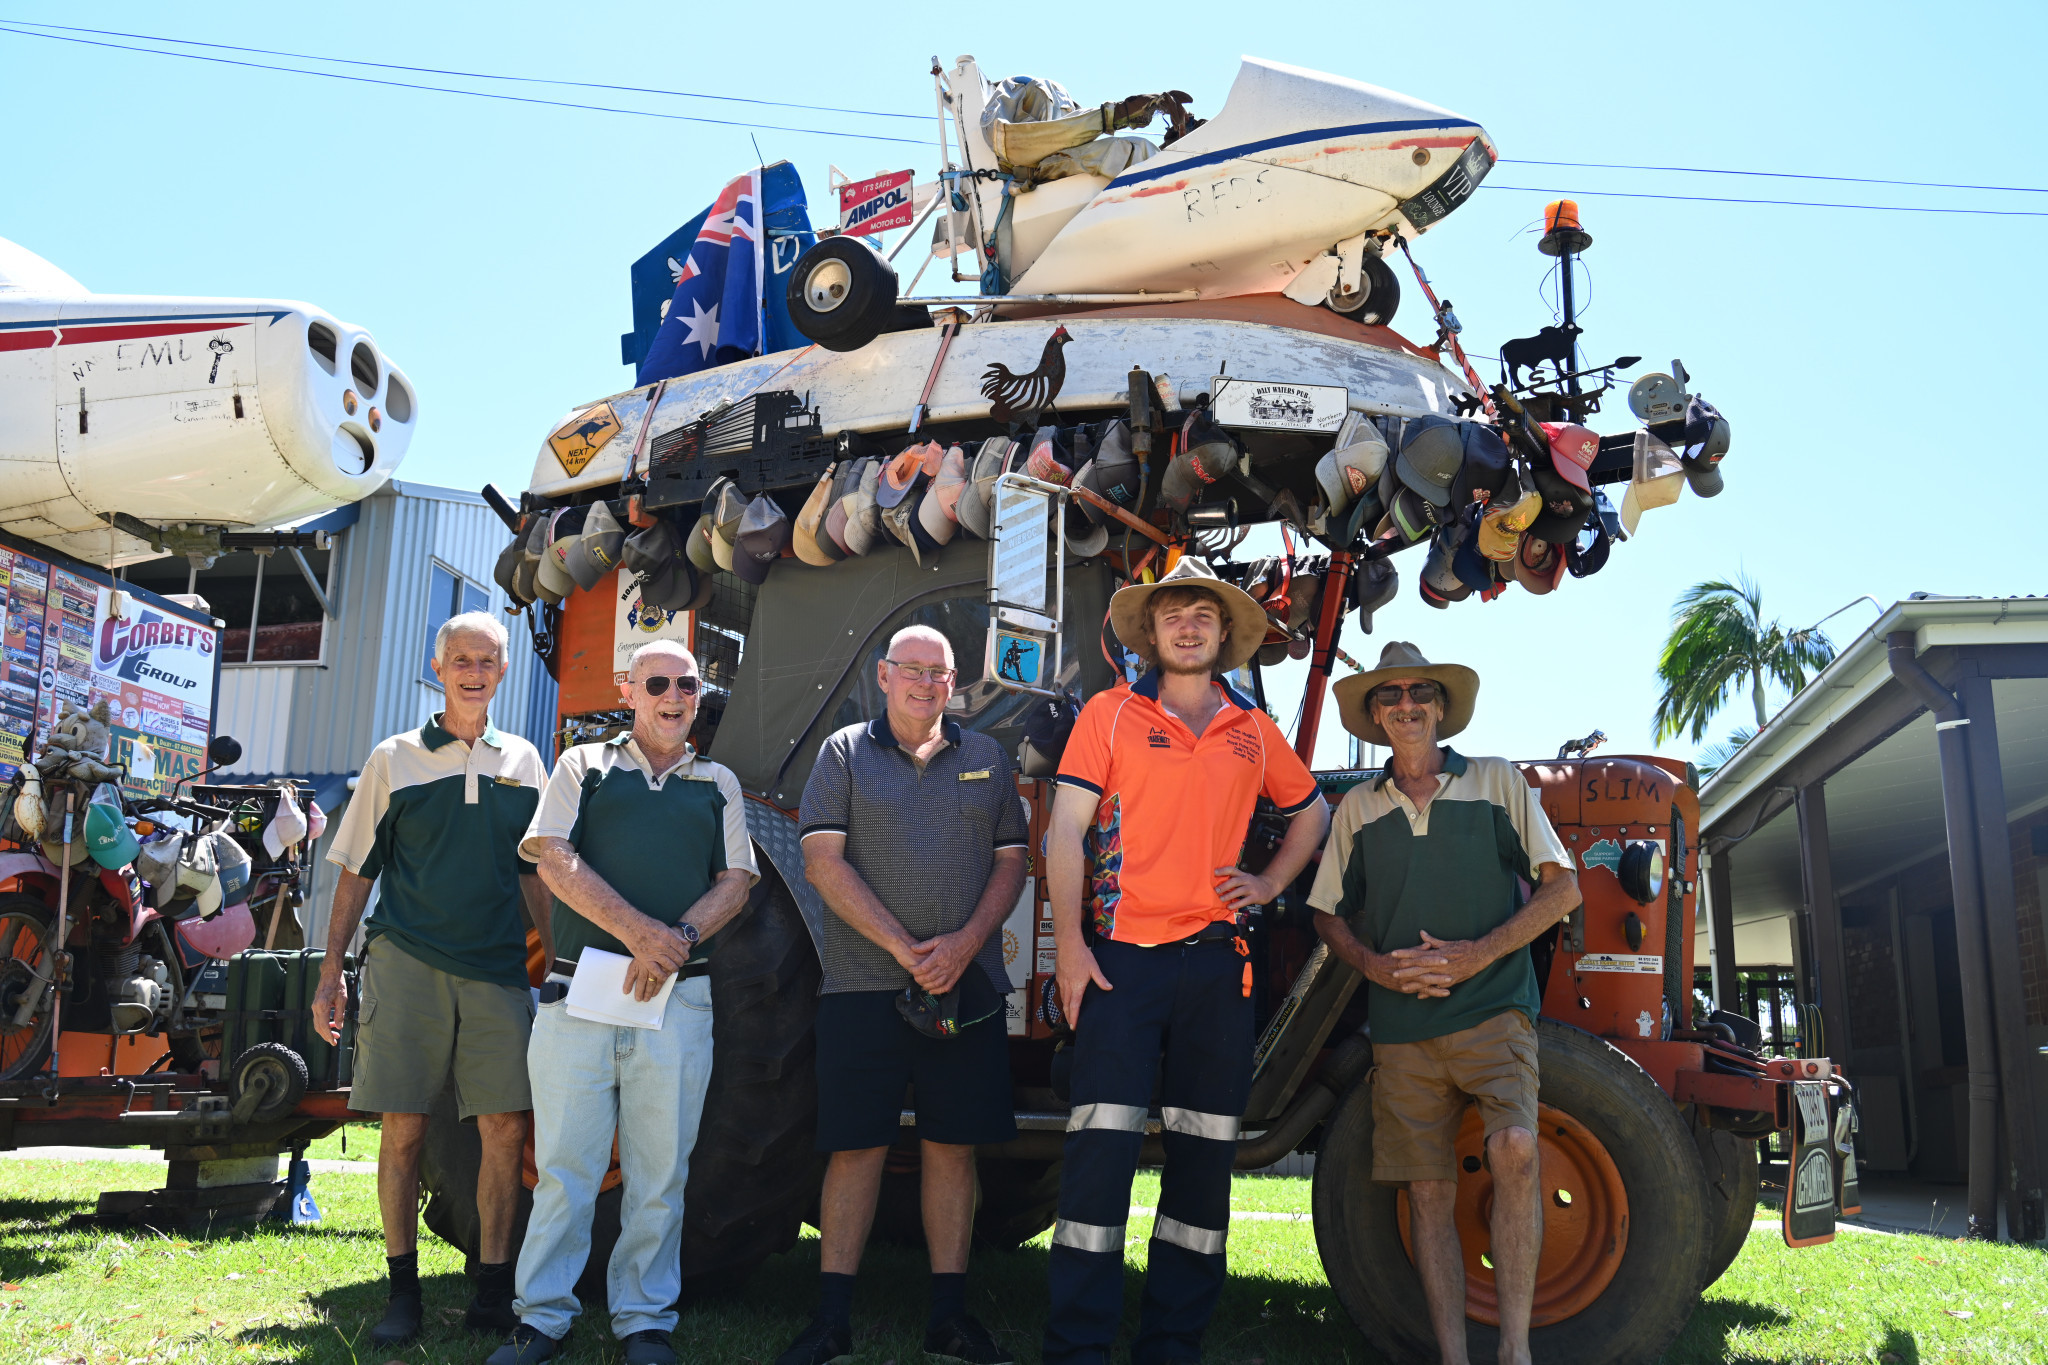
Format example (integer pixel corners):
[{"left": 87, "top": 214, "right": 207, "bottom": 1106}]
[
  {"left": 485, "top": 1323, "right": 565, "bottom": 1365},
  {"left": 621, "top": 1328, "right": 677, "bottom": 1365},
  {"left": 774, "top": 1315, "right": 854, "bottom": 1365},
  {"left": 367, "top": 1291, "right": 421, "bottom": 1347},
  {"left": 924, "top": 1314, "right": 1015, "bottom": 1365},
  {"left": 466, "top": 1292, "right": 521, "bottom": 1335}
]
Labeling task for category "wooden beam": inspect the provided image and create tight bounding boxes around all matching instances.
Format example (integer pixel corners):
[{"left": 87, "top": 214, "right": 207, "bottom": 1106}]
[
  {"left": 1797, "top": 783, "right": 1852, "bottom": 1063},
  {"left": 1706, "top": 847, "right": 1740, "bottom": 1010}
]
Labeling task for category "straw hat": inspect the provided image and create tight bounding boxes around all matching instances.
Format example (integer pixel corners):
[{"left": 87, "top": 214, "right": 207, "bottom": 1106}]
[
  {"left": 1107, "top": 556, "right": 1268, "bottom": 675},
  {"left": 1332, "top": 640, "right": 1479, "bottom": 746}
]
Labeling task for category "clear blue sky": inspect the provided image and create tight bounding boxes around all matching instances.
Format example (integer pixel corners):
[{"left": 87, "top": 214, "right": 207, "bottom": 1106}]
[{"left": 5, "top": 1, "right": 2042, "bottom": 768}]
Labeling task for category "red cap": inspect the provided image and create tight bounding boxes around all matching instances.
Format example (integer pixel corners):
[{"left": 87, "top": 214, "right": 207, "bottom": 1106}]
[{"left": 1540, "top": 422, "right": 1598, "bottom": 492}]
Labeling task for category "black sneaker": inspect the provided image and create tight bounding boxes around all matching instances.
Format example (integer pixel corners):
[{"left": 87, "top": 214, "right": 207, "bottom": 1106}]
[
  {"left": 773, "top": 1315, "right": 854, "bottom": 1365},
  {"left": 466, "top": 1292, "right": 521, "bottom": 1335},
  {"left": 485, "top": 1323, "right": 565, "bottom": 1365},
  {"left": 367, "top": 1291, "right": 421, "bottom": 1347},
  {"left": 924, "top": 1314, "right": 1015, "bottom": 1365},
  {"left": 621, "top": 1328, "right": 677, "bottom": 1365}
]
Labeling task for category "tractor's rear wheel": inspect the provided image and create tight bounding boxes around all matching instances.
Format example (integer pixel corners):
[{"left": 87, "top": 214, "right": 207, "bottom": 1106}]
[
  {"left": 421, "top": 864, "right": 823, "bottom": 1299},
  {"left": 1689, "top": 1108, "right": 1762, "bottom": 1286},
  {"left": 1312, "top": 1019, "right": 1709, "bottom": 1365}
]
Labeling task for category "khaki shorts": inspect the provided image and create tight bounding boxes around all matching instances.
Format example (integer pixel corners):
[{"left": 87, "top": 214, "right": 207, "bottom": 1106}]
[
  {"left": 350, "top": 937, "right": 535, "bottom": 1120},
  {"left": 1369, "top": 1010, "right": 1539, "bottom": 1184}
]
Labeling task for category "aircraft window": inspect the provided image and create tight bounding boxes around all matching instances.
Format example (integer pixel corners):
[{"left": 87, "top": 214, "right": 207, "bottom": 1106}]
[
  {"left": 350, "top": 342, "right": 379, "bottom": 399},
  {"left": 384, "top": 376, "right": 413, "bottom": 424},
  {"left": 307, "top": 321, "right": 338, "bottom": 374},
  {"left": 122, "top": 546, "right": 335, "bottom": 666}
]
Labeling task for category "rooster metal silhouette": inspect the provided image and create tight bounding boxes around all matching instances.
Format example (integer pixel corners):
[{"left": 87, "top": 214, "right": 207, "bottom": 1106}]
[{"left": 980, "top": 326, "right": 1071, "bottom": 425}]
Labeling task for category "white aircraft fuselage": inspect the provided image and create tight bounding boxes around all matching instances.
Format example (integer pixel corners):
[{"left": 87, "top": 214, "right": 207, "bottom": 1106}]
[{"left": 0, "top": 238, "right": 413, "bottom": 566}]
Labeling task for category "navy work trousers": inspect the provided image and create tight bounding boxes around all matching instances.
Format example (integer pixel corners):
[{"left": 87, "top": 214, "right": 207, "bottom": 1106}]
[{"left": 1042, "top": 937, "right": 1253, "bottom": 1365}]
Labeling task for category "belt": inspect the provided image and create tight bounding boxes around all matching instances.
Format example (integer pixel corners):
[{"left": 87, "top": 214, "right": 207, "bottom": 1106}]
[
  {"left": 1183, "top": 921, "right": 1246, "bottom": 945},
  {"left": 538, "top": 955, "right": 710, "bottom": 1004}
]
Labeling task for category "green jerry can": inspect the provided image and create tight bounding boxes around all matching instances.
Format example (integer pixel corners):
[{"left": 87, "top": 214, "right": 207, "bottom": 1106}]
[{"left": 222, "top": 949, "right": 356, "bottom": 1090}]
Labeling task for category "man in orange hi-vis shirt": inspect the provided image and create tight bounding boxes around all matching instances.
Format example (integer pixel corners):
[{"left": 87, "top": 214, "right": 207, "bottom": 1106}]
[{"left": 1040, "top": 558, "right": 1330, "bottom": 1365}]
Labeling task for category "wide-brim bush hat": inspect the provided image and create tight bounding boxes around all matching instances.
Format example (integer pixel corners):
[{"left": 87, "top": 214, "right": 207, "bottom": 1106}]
[
  {"left": 1108, "top": 556, "right": 1267, "bottom": 674},
  {"left": 1333, "top": 640, "right": 1479, "bottom": 746}
]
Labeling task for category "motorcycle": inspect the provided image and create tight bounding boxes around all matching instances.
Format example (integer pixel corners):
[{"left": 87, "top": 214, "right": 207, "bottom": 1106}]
[{"left": 0, "top": 734, "right": 313, "bottom": 1087}]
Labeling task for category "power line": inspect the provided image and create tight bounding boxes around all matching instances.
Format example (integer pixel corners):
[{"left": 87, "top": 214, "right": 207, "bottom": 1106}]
[
  {"left": 0, "top": 17, "right": 935, "bottom": 122},
  {"left": 1482, "top": 183, "right": 2048, "bottom": 218},
  {"left": 0, "top": 23, "right": 929, "bottom": 145},
  {"left": 1501, "top": 157, "right": 2046, "bottom": 196}
]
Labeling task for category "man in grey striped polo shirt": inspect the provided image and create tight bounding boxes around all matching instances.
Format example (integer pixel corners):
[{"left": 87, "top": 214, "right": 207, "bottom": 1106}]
[{"left": 776, "top": 625, "right": 1028, "bottom": 1365}]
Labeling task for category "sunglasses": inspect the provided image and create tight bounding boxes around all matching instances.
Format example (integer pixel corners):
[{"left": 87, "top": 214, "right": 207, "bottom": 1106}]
[
  {"left": 1370, "top": 682, "right": 1442, "bottom": 707},
  {"left": 636, "top": 674, "right": 700, "bottom": 697}
]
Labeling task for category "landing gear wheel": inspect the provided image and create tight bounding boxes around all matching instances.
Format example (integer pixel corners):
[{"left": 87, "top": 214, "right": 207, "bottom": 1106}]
[
  {"left": 420, "top": 861, "right": 823, "bottom": 1300},
  {"left": 0, "top": 895, "right": 55, "bottom": 1083},
  {"left": 1326, "top": 253, "right": 1401, "bottom": 327},
  {"left": 786, "top": 238, "right": 901, "bottom": 352},
  {"left": 1312, "top": 1020, "right": 1709, "bottom": 1365},
  {"left": 1689, "top": 1108, "right": 1761, "bottom": 1286},
  {"left": 228, "top": 1042, "right": 309, "bottom": 1123}
]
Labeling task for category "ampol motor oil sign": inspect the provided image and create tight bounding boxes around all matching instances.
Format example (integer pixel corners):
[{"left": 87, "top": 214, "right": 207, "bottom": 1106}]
[{"left": 837, "top": 170, "right": 916, "bottom": 238}]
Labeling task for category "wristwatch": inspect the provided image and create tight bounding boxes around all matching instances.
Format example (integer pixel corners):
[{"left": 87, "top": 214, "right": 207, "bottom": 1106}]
[{"left": 678, "top": 921, "right": 700, "bottom": 947}]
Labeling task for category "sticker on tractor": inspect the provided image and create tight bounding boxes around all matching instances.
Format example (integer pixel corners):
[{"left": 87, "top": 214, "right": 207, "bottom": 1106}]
[
  {"left": 994, "top": 631, "right": 1044, "bottom": 688},
  {"left": 550, "top": 402, "right": 620, "bottom": 477},
  {"left": 1575, "top": 952, "right": 1663, "bottom": 973}
]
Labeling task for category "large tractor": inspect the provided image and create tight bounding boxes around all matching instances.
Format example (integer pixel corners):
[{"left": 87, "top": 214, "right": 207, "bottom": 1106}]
[{"left": 423, "top": 183, "right": 1849, "bottom": 1360}]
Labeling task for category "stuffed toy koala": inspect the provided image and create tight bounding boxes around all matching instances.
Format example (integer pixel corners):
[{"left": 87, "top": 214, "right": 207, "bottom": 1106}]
[{"left": 35, "top": 698, "right": 124, "bottom": 786}]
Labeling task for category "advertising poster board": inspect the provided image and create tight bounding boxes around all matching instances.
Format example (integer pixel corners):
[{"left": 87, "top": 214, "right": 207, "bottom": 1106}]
[{"left": 0, "top": 540, "right": 219, "bottom": 799}]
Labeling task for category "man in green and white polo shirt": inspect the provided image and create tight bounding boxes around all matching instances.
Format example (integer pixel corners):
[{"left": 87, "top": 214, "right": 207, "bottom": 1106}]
[
  {"left": 314, "top": 611, "right": 551, "bottom": 1348},
  {"left": 1308, "top": 641, "right": 1578, "bottom": 1365},
  {"left": 489, "top": 638, "right": 758, "bottom": 1365}
]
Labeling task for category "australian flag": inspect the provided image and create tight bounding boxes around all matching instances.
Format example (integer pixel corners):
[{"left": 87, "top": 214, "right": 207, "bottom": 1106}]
[{"left": 637, "top": 170, "right": 765, "bottom": 385}]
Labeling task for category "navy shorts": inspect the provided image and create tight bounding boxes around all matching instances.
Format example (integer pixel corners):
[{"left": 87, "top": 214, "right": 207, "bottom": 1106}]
[{"left": 815, "top": 977, "right": 1018, "bottom": 1152}]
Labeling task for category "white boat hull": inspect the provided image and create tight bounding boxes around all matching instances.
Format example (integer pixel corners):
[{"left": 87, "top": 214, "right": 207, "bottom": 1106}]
[{"left": 525, "top": 297, "right": 1472, "bottom": 497}]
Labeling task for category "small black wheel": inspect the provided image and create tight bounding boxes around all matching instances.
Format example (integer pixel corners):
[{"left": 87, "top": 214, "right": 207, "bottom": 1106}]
[
  {"left": 786, "top": 238, "right": 900, "bottom": 352},
  {"left": 1327, "top": 253, "right": 1401, "bottom": 326},
  {"left": 228, "top": 1042, "right": 309, "bottom": 1123}
]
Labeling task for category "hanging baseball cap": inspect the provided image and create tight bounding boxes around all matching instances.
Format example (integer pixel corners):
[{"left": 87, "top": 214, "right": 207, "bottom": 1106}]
[
  {"left": 84, "top": 799, "right": 139, "bottom": 870},
  {"left": 932, "top": 445, "right": 970, "bottom": 523},
  {"left": 917, "top": 450, "right": 966, "bottom": 551},
  {"left": 211, "top": 830, "right": 253, "bottom": 908},
  {"left": 565, "top": 499, "right": 626, "bottom": 591},
  {"left": 1540, "top": 422, "right": 1599, "bottom": 494},
  {"left": 1681, "top": 455, "right": 1725, "bottom": 498},
  {"left": 1619, "top": 430, "right": 1686, "bottom": 537},
  {"left": 535, "top": 507, "right": 580, "bottom": 603},
  {"left": 1023, "top": 426, "right": 1073, "bottom": 487},
  {"left": 732, "top": 494, "right": 791, "bottom": 585},
  {"left": 1393, "top": 415, "right": 1464, "bottom": 507},
  {"left": 793, "top": 462, "right": 844, "bottom": 566},
  {"left": 876, "top": 443, "right": 936, "bottom": 510},
  {"left": 1316, "top": 427, "right": 1390, "bottom": 517},
  {"left": 1527, "top": 465, "right": 1593, "bottom": 544},
  {"left": 1017, "top": 690, "right": 1083, "bottom": 779},
  {"left": 1510, "top": 535, "right": 1568, "bottom": 596},
  {"left": 882, "top": 484, "right": 923, "bottom": 559},
  {"left": 1377, "top": 484, "right": 1439, "bottom": 549},
  {"left": 1681, "top": 395, "right": 1730, "bottom": 462},
  {"left": 177, "top": 829, "right": 222, "bottom": 916},
  {"left": 1452, "top": 422, "right": 1512, "bottom": 508},
  {"left": 1353, "top": 556, "right": 1398, "bottom": 634},
  {"left": 493, "top": 533, "right": 524, "bottom": 604},
  {"left": 1161, "top": 409, "right": 1239, "bottom": 513},
  {"left": 710, "top": 479, "right": 747, "bottom": 572},
  {"left": 1073, "top": 421, "right": 1141, "bottom": 528},
  {"left": 262, "top": 786, "right": 309, "bottom": 860},
  {"left": 685, "top": 512, "right": 719, "bottom": 575},
  {"left": 1419, "top": 531, "right": 1471, "bottom": 609},
  {"left": 842, "top": 458, "right": 884, "bottom": 556},
  {"left": 958, "top": 437, "right": 1010, "bottom": 540},
  {"left": 1477, "top": 489, "right": 1541, "bottom": 561}
]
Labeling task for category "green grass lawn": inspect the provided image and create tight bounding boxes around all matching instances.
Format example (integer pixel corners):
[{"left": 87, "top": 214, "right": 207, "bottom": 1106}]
[{"left": 0, "top": 1155, "right": 2041, "bottom": 1363}]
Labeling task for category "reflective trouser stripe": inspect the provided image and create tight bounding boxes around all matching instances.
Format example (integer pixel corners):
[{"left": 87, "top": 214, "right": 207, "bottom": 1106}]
[
  {"left": 1053, "top": 1218, "right": 1127, "bottom": 1253},
  {"left": 1153, "top": 1215, "right": 1227, "bottom": 1255},
  {"left": 1161, "top": 1107, "right": 1238, "bottom": 1141},
  {"left": 1068, "top": 1102, "right": 1149, "bottom": 1133}
]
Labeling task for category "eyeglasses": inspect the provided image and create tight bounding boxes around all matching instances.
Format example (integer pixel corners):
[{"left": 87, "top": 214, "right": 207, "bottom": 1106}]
[
  {"left": 1370, "top": 682, "right": 1442, "bottom": 707},
  {"left": 885, "top": 660, "right": 958, "bottom": 685},
  {"left": 636, "top": 674, "right": 700, "bottom": 697}
]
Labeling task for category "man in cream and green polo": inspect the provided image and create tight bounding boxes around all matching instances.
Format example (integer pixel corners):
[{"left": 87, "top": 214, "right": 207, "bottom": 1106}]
[
  {"left": 491, "top": 638, "right": 758, "bottom": 1365},
  {"left": 314, "top": 611, "right": 551, "bottom": 1348}
]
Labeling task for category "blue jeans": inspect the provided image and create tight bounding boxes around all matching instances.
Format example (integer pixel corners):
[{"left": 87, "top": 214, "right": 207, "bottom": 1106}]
[{"left": 513, "top": 974, "right": 715, "bottom": 1339}]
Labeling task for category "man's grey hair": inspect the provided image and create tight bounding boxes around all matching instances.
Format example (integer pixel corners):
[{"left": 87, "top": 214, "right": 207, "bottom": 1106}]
[
  {"left": 886, "top": 624, "right": 953, "bottom": 664},
  {"left": 434, "top": 610, "right": 509, "bottom": 663},
  {"left": 628, "top": 638, "right": 698, "bottom": 677}
]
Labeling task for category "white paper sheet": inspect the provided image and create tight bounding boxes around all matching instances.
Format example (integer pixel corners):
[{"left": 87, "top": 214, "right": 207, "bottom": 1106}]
[{"left": 563, "top": 946, "right": 675, "bottom": 1029}]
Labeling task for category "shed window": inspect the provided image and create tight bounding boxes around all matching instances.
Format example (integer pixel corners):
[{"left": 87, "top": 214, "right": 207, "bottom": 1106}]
[
  {"left": 121, "top": 547, "right": 334, "bottom": 664},
  {"left": 422, "top": 562, "right": 490, "bottom": 686}
]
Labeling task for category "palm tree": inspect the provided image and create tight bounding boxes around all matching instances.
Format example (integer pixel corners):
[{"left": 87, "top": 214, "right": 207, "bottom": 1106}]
[{"left": 1652, "top": 577, "right": 1836, "bottom": 745}]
